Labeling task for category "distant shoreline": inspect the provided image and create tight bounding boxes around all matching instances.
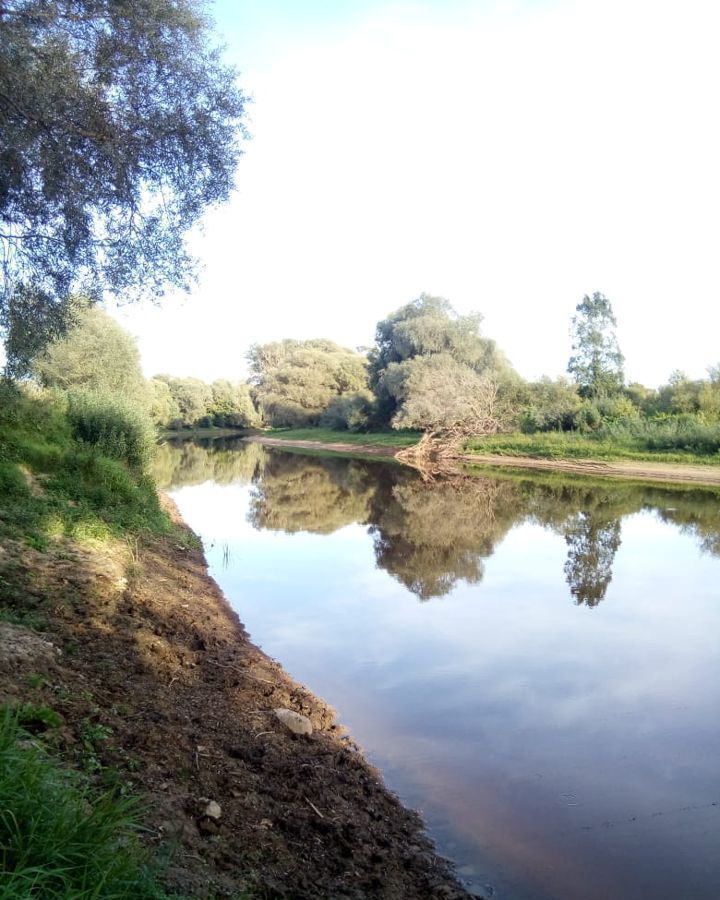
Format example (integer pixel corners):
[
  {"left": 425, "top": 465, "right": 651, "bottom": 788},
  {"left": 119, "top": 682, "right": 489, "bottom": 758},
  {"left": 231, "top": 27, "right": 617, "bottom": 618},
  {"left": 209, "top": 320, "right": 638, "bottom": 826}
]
[{"left": 246, "top": 434, "right": 720, "bottom": 487}]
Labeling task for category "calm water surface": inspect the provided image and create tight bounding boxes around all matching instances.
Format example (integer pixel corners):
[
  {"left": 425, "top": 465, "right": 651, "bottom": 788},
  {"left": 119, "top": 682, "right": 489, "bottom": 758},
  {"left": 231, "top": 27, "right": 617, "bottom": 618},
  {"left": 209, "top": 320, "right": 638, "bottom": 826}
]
[{"left": 156, "top": 439, "right": 720, "bottom": 900}]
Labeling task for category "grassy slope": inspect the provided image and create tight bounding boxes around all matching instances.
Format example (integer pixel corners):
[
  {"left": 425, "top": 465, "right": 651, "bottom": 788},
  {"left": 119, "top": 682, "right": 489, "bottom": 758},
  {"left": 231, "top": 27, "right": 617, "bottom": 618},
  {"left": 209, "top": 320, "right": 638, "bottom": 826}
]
[
  {"left": 0, "top": 386, "right": 198, "bottom": 897},
  {"left": 0, "top": 386, "right": 193, "bottom": 551}
]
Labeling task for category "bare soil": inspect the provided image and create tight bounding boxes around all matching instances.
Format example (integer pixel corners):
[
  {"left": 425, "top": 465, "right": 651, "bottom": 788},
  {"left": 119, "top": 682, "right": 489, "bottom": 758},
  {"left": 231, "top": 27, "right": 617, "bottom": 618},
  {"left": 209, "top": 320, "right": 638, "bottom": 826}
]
[
  {"left": 248, "top": 435, "right": 720, "bottom": 486},
  {"left": 245, "top": 436, "right": 399, "bottom": 458},
  {"left": 0, "top": 497, "right": 476, "bottom": 900},
  {"left": 459, "top": 453, "right": 720, "bottom": 486}
]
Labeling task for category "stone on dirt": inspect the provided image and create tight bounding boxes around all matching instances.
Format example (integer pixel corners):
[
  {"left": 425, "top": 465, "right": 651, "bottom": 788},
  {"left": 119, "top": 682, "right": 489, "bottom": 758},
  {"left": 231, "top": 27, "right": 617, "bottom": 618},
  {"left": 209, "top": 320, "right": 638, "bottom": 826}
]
[
  {"left": 274, "top": 708, "right": 313, "bottom": 736},
  {"left": 203, "top": 799, "right": 222, "bottom": 820}
]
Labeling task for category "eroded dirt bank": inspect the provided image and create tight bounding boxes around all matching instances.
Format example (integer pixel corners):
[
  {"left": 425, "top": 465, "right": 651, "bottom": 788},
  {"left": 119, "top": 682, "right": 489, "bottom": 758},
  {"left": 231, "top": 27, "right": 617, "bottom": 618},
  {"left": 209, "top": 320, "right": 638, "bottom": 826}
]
[
  {"left": 247, "top": 435, "right": 720, "bottom": 487},
  {"left": 0, "top": 497, "right": 476, "bottom": 899}
]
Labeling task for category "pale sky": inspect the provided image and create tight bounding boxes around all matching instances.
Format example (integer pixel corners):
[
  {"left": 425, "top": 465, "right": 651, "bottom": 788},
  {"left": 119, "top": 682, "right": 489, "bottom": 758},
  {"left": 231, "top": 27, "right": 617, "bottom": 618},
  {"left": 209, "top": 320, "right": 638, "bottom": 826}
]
[{"left": 113, "top": 0, "right": 720, "bottom": 388}]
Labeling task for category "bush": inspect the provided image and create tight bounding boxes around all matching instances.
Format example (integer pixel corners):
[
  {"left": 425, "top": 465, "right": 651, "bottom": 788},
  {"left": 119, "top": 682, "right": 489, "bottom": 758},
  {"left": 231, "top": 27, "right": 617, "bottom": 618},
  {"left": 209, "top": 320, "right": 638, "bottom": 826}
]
[
  {"left": 517, "top": 377, "right": 582, "bottom": 433},
  {"left": 598, "top": 415, "right": 720, "bottom": 455},
  {"left": 0, "top": 463, "right": 29, "bottom": 499},
  {"left": 320, "top": 391, "right": 374, "bottom": 432},
  {"left": 575, "top": 403, "right": 603, "bottom": 432},
  {"left": 67, "top": 391, "right": 155, "bottom": 470}
]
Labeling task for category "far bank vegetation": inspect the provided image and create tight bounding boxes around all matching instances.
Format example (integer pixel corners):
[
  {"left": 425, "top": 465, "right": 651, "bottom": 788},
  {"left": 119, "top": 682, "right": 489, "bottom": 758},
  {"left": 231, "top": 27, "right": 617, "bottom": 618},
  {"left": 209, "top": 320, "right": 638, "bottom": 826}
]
[{"left": 7, "top": 292, "right": 720, "bottom": 463}]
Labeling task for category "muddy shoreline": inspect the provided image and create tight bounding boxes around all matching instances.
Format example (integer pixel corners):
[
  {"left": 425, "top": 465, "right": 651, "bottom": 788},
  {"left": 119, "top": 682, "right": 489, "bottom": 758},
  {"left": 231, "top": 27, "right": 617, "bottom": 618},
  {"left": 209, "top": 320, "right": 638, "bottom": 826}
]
[
  {"left": 246, "top": 435, "right": 720, "bottom": 487},
  {"left": 0, "top": 495, "right": 476, "bottom": 899}
]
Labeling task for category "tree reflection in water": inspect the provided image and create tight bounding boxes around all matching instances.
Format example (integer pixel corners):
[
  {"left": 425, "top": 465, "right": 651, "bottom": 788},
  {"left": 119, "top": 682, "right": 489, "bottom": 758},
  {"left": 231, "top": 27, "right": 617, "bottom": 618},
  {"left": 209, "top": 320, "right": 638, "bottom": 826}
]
[
  {"left": 563, "top": 513, "right": 622, "bottom": 607},
  {"left": 368, "top": 476, "right": 521, "bottom": 600},
  {"left": 247, "top": 453, "right": 375, "bottom": 535},
  {"left": 153, "top": 437, "right": 266, "bottom": 489},
  {"left": 156, "top": 439, "right": 720, "bottom": 606}
]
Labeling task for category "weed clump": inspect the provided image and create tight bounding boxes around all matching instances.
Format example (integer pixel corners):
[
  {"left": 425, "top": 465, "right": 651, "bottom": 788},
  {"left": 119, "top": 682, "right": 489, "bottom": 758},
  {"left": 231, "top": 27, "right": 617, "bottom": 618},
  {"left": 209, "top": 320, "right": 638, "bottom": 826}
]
[
  {"left": 67, "top": 390, "right": 156, "bottom": 471},
  {"left": 0, "top": 707, "right": 175, "bottom": 899}
]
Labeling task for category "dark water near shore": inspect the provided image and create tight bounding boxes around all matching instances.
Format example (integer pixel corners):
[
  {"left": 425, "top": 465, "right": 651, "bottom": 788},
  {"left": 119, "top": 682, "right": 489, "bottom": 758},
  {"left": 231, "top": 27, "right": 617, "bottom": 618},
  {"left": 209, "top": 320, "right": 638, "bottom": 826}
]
[{"left": 157, "top": 439, "right": 720, "bottom": 900}]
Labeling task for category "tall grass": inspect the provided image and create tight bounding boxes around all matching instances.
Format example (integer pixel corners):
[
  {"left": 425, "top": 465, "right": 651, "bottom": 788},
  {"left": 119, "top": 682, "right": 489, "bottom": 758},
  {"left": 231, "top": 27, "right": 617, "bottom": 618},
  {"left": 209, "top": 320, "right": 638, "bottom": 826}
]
[
  {"left": 597, "top": 415, "right": 720, "bottom": 455},
  {"left": 466, "top": 416, "right": 720, "bottom": 464},
  {"left": 0, "top": 708, "right": 174, "bottom": 899},
  {"left": 67, "top": 390, "right": 156, "bottom": 471},
  {"left": 0, "top": 382, "right": 184, "bottom": 547}
]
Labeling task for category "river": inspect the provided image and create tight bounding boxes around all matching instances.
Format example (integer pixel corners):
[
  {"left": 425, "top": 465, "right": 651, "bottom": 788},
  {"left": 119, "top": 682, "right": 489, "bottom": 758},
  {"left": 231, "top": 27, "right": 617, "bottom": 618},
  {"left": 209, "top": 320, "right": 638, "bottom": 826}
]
[{"left": 155, "top": 438, "right": 720, "bottom": 900}]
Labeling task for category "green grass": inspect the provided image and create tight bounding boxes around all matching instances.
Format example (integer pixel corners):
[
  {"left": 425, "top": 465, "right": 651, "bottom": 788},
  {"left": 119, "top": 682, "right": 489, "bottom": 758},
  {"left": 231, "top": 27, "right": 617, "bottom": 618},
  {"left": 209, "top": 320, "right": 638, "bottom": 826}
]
[
  {"left": 460, "top": 461, "right": 720, "bottom": 494},
  {"left": 0, "top": 383, "right": 193, "bottom": 549},
  {"left": 266, "top": 423, "right": 720, "bottom": 466},
  {"left": 266, "top": 426, "right": 421, "bottom": 448},
  {"left": 0, "top": 707, "right": 179, "bottom": 899},
  {"left": 464, "top": 431, "right": 720, "bottom": 465}
]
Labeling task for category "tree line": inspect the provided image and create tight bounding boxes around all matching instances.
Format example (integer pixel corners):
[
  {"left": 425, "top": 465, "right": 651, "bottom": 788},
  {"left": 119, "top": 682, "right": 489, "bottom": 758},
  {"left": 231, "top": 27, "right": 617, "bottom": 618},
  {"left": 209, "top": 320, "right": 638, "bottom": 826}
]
[
  {"left": 14, "top": 292, "right": 720, "bottom": 451},
  {"left": 247, "top": 291, "right": 720, "bottom": 445}
]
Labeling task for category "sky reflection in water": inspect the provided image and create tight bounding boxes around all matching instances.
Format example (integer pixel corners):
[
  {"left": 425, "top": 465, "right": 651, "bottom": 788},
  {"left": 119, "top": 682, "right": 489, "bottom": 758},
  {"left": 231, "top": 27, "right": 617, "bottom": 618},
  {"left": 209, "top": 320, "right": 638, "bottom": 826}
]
[{"left": 160, "top": 440, "right": 720, "bottom": 900}]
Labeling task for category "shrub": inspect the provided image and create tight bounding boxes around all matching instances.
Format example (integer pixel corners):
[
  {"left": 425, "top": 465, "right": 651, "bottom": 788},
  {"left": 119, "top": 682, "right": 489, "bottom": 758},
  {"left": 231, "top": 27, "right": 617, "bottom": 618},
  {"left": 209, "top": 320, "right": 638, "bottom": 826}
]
[
  {"left": 67, "top": 391, "right": 155, "bottom": 470},
  {"left": 575, "top": 403, "right": 603, "bottom": 432},
  {"left": 320, "top": 391, "right": 374, "bottom": 432},
  {"left": 598, "top": 415, "right": 720, "bottom": 455},
  {"left": 518, "top": 377, "right": 582, "bottom": 433},
  {"left": 0, "top": 463, "right": 28, "bottom": 498}
]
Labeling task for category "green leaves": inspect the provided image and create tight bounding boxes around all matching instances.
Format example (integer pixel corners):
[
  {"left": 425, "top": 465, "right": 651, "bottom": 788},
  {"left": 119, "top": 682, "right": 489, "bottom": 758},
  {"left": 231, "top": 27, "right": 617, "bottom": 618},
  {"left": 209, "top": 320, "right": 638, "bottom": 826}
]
[
  {"left": 369, "top": 294, "right": 511, "bottom": 434},
  {"left": 247, "top": 339, "right": 369, "bottom": 428},
  {"left": 567, "top": 292, "right": 625, "bottom": 398},
  {"left": 0, "top": 0, "right": 247, "bottom": 364}
]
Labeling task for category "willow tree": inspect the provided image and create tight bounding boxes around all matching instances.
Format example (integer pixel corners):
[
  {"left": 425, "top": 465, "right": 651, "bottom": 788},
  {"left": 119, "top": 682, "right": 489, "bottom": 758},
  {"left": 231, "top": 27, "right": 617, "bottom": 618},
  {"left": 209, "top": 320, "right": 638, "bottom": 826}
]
[
  {"left": 390, "top": 353, "right": 500, "bottom": 465},
  {"left": 31, "top": 304, "right": 148, "bottom": 406},
  {"left": 369, "top": 295, "right": 513, "bottom": 466},
  {"left": 0, "top": 0, "right": 247, "bottom": 369},
  {"left": 247, "top": 339, "right": 369, "bottom": 427},
  {"left": 369, "top": 294, "right": 507, "bottom": 425}
]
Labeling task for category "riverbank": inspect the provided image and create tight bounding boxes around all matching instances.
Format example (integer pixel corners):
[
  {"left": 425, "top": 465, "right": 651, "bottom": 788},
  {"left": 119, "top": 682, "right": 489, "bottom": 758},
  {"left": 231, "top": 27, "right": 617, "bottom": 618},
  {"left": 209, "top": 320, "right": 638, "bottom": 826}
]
[
  {"left": 0, "top": 495, "right": 475, "bottom": 899},
  {"left": 248, "top": 435, "right": 720, "bottom": 487},
  {"left": 161, "top": 426, "right": 254, "bottom": 439}
]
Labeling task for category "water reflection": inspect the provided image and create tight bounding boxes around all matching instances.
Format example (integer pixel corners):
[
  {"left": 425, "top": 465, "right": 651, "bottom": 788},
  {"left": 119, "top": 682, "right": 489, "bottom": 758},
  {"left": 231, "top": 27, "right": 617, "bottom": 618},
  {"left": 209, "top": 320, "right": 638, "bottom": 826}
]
[
  {"left": 153, "top": 437, "right": 266, "bottom": 489},
  {"left": 248, "top": 452, "right": 376, "bottom": 535},
  {"left": 368, "top": 476, "right": 520, "bottom": 599},
  {"left": 563, "top": 514, "right": 622, "bottom": 607},
  {"left": 158, "top": 439, "right": 720, "bottom": 900},
  {"left": 154, "top": 438, "right": 720, "bottom": 607}
]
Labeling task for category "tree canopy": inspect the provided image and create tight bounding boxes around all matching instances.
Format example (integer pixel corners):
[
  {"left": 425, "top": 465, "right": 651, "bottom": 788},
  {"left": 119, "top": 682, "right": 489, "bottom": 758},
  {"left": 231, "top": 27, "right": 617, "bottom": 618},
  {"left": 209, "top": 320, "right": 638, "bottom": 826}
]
[
  {"left": 149, "top": 376, "right": 259, "bottom": 429},
  {"left": 388, "top": 353, "right": 500, "bottom": 436},
  {"left": 369, "top": 294, "right": 512, "bottom": 433},
  {"left": 567, "top": 293, "right": 625, "bottom": 398},
  {"left": 0, "top": 0, "right": 247, "bottom": 357},
  {"left": 31, "top": 304, "right": 148, "bottom": 404},
  {"left": 247, "top": 339, "right": 369, "bottom": 428}
]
